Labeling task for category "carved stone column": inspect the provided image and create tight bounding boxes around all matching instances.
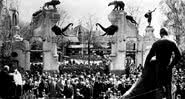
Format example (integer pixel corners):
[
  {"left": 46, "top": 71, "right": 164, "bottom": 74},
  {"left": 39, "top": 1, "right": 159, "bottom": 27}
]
[
  {"left": 108, "top": 11, "right": 127, "bottom": 74},
  {"left": 42, "top": 10, "right": 60, "bottom": 70},
  {"left": 143, "top": 26, "right": 156, "bottom": 65}
]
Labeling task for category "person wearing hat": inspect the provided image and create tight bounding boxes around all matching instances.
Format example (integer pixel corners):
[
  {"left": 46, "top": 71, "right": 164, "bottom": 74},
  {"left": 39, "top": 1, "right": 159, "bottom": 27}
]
[
  {"left": 0, "top": 65, "right": 11, "bottom": 98},
  {"left": 144, "top": 28, "right": 181, "bottom": 99}
]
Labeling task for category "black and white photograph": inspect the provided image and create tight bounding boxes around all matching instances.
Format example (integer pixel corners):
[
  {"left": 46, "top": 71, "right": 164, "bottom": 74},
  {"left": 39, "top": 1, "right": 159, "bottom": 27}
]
[{"left": 0, "top": 0, "right": 184, "bottom": 99}]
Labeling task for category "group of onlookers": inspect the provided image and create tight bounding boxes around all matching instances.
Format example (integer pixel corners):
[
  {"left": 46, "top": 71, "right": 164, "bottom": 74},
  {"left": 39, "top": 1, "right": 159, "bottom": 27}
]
[
  {"left": 21, "top": 71, "right": 140, "bottom": 99},
  {"left": 58, "top": 62, "right": 110, "bottom": 74},
  {"left": 171, "top": 68, "right": 185, "bottom": 99},
  {"left": 0, "top": 63, "right": 143, "bottom": 99},
  {"left": 2, "top": 63, "right": 185, "bottom": 99},
  {"left": 0, "top": 65, "right": 24, "bottom": 99}
]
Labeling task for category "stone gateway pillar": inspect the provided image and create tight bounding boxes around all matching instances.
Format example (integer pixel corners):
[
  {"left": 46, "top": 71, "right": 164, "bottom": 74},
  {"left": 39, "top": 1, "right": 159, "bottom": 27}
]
[
  {"left": 30, "top": 9, "right": 60, "bottom": 71},
  {"left": 143, "top": 26, "right": 157, "bottom": 65},
  {"left": 108, "top": 11, "right": 126, "bottom": 74},
  {"left": 108, "top": 10, "right": 139, "bottom": 74},
  {"left": 42, "top": 10, "right": 60, "bottom": 70}
]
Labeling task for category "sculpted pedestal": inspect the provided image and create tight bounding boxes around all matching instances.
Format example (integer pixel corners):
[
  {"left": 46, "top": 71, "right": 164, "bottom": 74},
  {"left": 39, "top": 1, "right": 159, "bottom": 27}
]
[
  {"left": 108, "top": 11, "right": 127, "bottom": 74},
  {"left": 42, "top": 10, "right": 60, "bottom": 70}
]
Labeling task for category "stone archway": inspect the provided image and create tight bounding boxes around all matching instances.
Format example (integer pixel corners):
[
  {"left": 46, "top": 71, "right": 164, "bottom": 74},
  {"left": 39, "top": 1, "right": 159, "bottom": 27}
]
[
  {"left": 30, "top": 37, "right": 43, "bottom": 63},
  {"left": 126, "top": 40, "right": 136, "bottom": 64},
  {"left": 11, "top": 41, "right": 27, "bottom": 69}
]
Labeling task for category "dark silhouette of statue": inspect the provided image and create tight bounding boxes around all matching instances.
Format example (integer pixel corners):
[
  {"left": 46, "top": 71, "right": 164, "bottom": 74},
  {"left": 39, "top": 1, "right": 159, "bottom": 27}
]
[
  {"left": 108, "top": 1, "right": 125, "bottom": 11},
  {"left": 143, "top": 28, "right": 181, "bottom": 99},
  {"left": 144, "top": 8, "right": 156, "bottom": 26},
  {"left": 121, "top": 28, "right": 181, "bottom": 99},
  {"left": 96, "top": 23, "right": 118, "bottom": 36},
  {"left": 32, "top": 9, "right": 43, "bottom": 17},
  {"left": 10, "top": 9, "right": 19, "bottom": 26},
  {"left": 126, "top": 15, "right": 137, "bottom": 25},
  {"left": 51, "top": 23, "right": 73, "bottom": 36},
  {"left": 43, "top": 0, "right": 60, "bottom": 9}
]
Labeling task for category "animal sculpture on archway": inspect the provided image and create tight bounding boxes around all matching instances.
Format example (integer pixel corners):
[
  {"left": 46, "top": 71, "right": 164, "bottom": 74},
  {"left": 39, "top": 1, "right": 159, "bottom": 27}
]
[
  {"left": 126, "top": 15, "right": 138, "bottom": 25},
  {"left": 96, "top": 23, "right": 118, "bottom": 36},
  {"left": 43, "top": 0, "right": 61, "bottom": 9},
  {"left": 108, "top": 1, "right": 125, "bottom": 11},
  {"left": 32, "top": 9, "right": 43, "bottom": 17},
  {"left": 51, "top": 23, "right": 73, "bottom": 36}
]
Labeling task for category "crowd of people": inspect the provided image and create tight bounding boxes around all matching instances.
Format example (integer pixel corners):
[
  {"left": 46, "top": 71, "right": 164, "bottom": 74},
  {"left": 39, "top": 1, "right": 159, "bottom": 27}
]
[
  {"left": 0, "top": 62, "right": 143, "bottom": 99},
  {"left": 171, "top": 68, "right": 185, "bottom": 99},
  {"left": 0, "top": 61, "right": 184, "bottom": 99},
  {"left": 58, "top": 61, "right": 110, "bottom": 74}
]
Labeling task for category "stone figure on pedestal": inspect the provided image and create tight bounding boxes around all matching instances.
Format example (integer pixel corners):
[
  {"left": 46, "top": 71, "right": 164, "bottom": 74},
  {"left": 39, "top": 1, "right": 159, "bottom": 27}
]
[
  {"left": 108, "top": 1, "right": 125, "bottom": 11},
  {"left": 43, "top": 0, "right": 61, "bottom": 9},
  {"left": 144, "top": 8, "right": 156, "bottom": 27},
  {"left": 105, "top": 0, "right": 139, "bottom": 75},
  {"left": 29, "top": 1, "right": 74, "bottom": 70},
  {"left": 126, "top": 15, "right": 137, "bottom": 25}
]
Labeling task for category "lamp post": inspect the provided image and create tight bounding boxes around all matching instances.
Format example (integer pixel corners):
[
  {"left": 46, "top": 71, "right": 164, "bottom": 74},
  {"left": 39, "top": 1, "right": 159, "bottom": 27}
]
[{"left": 88, "top": 30, "right": 92, "bottom": 67}]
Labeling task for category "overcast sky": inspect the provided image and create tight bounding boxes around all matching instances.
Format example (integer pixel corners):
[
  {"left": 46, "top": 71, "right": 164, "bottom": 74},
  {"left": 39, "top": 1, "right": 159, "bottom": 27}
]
[{"left": 19, "top": 0, "right": 164, "bottom": 37}]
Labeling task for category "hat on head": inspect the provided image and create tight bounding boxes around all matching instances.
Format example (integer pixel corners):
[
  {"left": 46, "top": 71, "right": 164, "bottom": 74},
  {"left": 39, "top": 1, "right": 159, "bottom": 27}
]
[{"left": 160, "top": 27, "right": 168, "bottom": 36}]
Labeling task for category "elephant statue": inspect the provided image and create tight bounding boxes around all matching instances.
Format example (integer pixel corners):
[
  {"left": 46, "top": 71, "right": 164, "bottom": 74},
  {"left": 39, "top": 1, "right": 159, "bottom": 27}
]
[
  {"left": 108, "top": 1, "right": 125, "bottom": 11},
  {"left": 51, "top": 23, "right": 73, "bottom": 36},
  {"left": 126, "top": 15, "right": 138, "bottom": 25},
  {"left": 43, "top": 0, "right": 60, "bottom": 9},
  {"left": 96, "top": 23, "right": 118, "bottom": 36},
  {"left": 32, "top": 9, "right": 43, "bottom": 17}
]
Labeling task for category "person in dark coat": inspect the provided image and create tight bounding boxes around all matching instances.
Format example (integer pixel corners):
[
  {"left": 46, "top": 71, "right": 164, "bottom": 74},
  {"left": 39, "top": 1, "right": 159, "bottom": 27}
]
[
  {"left": 48, "top": 77, "right": 57, "bottom": 99},
  {"left": 56, "top": 79, "right": 65, "bottom": 98},
  {"left": 0, "top": 65, "right": 16, "bottom": 99},
  {"left": 144, "top": 28, "right": 181, "bottom": 99},
  {"left": 81, "top": 84, "right": 92, "bottom": 99},
  {"left": 63, "top": 80, "right": 74, "bottom": 99},
  {"left": 38, "top": 77, "right": 48, "bottom": 98},
  {"left": 118, "top": 82, "right": 127, "bottom": 95},
  {"left": 93, "top": 78, "right": 104, "bottom": 99}
]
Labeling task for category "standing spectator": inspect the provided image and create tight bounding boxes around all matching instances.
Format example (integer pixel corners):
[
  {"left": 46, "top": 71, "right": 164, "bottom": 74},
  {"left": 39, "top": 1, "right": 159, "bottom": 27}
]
[
  {"left": 175, "top": 82, "right": 182, "bottom": 99},
  {"left": 48, "top": 77, "right": 57, "bottom": 99},
  {"left": 118, "top": 81, "right": 127, "bottom": 95},
  {"left": 93, "top": 77, "right": 103, "bottom": 99},
  {"left": 137, "top": 64, "right": 143, "bottom": 73},
  {"left": 81, "top": 83, "right": 92, "bottom": 99},
  {"left": 56, "top": 78, "right": 65, "bottom": 98},
  {"left": 0, "top": 65, "right": 10, "bottom": 98},
  {"left": 38, "top": 77, "right": 48, "bottom": 98},
  {"left": 75, "top": 89, "right": 84, "bottom": 99},
  {"left": 12, "top": 68, "right": 24, "bottom": 99},
  {"left": 171, "top": 81, "right": 177, "bottom": 99},
  {"left": 0, "top": 65, "right": 15, "bottom": 99},
  {"left": 181, "top": 83, "right": 185, "bottom": 99},
  {"left": 63, "top": 80, "right": 74, "bottom": 99}
]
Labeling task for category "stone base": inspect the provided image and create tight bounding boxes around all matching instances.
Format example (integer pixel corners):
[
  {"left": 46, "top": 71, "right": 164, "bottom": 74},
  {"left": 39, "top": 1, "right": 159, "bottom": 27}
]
[{"left": 110, "top": 70, "right": 125, "bottom": 75}]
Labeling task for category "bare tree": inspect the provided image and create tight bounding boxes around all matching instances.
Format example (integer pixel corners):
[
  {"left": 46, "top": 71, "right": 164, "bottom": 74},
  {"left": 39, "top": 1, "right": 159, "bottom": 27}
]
[
  {"left": 18, "top": 20, "right": 32, "bottom": 40},
  {"left": 80, "top": 13, "right": 100, "bottom": 65},
  {"left": 124, "top": 0, "right": 143, "bottom": 28},
  {"left": 0, "top": 0, "right": 3, "bottom": 14},
  {"left": 125, "top": 5, "right": 142, "bottom": 25},
  {"left": 57, "top": 3, "right": 71, "bottom": 27},
  {"left": 82, "top": 13, "right": 99, "bottom": 42},
  {"left": 160, "top": 0, "right": 185, "bottom": 46}
]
